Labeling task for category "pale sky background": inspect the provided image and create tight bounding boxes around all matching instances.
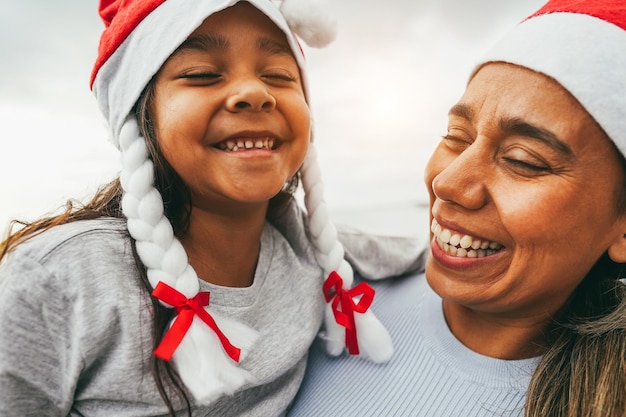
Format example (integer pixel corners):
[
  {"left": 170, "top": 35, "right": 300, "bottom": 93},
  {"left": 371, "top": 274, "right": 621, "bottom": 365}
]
[{"left": 0, "top": 0, "right": 545, "bottom": 236}]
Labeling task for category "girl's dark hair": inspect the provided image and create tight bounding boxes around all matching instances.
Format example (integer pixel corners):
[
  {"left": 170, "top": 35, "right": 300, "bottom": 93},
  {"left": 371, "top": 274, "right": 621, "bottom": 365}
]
[
  {"left": 134, "top": 83, "right": 297, "bottom": 414},
  {"left": 0, "top": 81, "right": 299, "bottom": 416}
]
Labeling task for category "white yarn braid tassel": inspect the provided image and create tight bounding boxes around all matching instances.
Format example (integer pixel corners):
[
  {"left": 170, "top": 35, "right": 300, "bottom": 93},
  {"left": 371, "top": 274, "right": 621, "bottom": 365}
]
[
  {"left": 300, "top": 145, "right": 393, "bottom": 363},
  {"left": 118, "top": 118, "right": 258, "bottom": 404}
]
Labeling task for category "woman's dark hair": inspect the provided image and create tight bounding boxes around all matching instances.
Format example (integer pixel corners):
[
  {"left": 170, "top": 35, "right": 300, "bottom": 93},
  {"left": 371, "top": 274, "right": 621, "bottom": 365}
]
[
  {"left": 0, "top": 80, "right": 299, "bottom": 416},
  {"left": 524, "top": 146, "right": 626, "bottom": 417}
]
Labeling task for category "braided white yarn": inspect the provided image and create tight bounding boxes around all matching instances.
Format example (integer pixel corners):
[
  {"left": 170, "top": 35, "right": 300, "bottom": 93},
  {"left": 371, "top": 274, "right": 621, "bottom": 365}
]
[
  {"left": 300, "top": 145, "right": 394, "bottom": 363},
  {"left": 118, "top": 117, "right": 258, "bottom": 404}
]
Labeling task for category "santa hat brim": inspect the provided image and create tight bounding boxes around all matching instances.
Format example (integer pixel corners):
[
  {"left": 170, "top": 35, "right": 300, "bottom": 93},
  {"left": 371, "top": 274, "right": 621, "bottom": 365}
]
[{"left": 474, "top": 12, "right": 626, "bottom": 156}]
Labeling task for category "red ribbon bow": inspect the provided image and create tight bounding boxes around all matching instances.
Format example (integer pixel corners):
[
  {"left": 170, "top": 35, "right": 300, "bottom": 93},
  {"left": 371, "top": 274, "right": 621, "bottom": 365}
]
[
  {"left": 151, "top": 282, "right": 241, "bottom": 363},
  {"left": 323, "top": 271, "right": 375, "bottom": 355}
]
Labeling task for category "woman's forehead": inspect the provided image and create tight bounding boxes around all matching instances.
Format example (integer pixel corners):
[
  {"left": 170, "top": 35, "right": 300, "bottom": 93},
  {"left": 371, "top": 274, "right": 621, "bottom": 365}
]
[{"left": 458, "top": 63, "right": 617, "bottom": 159}]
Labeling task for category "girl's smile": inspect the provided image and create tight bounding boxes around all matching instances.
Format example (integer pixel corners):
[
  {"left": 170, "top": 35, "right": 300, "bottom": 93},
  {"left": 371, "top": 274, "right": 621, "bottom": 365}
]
[{"left": 214, "top": 134, "right": 277, "bottom": 152}]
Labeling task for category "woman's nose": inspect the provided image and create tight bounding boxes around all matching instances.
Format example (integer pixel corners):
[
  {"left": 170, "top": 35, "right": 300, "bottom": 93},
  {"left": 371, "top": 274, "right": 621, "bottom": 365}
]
[
  {"left": 225, "top": 79, "right": 276, "bottom": 112},
  {"left": 429, "top": 144, "right": 490, "bottom": 211}
]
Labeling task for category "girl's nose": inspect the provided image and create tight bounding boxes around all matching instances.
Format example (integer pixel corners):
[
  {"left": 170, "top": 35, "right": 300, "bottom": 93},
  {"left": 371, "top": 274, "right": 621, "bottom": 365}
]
[
  {"left": 225, "top": 79, "right": 276, "bottom": 112},
  {"left": 430, "top": 144, "right": 490, "bottom": 211}
]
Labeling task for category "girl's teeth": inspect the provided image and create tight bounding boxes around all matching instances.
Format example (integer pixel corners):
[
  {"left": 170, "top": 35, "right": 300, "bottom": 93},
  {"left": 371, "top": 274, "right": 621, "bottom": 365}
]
[
  {"left": 219, "top": 137, "right": 274, "bottom": 152},
  {"left": 431, "top": 218, "right": 503, "bottom": 258}
]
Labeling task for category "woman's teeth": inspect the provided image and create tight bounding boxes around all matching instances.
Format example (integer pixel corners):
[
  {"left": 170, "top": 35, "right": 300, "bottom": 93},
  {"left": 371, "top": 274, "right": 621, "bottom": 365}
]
[
  {"left": 431, "top": 219, "right": 503, "bottom": 258},
  {"left": 217, "top": 137, "right": 275, "bottom": 152}
]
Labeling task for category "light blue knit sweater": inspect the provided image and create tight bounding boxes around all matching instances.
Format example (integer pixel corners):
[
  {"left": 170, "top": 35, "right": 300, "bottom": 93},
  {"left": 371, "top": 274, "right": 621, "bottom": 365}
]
[{"left": 288, "top": 273, "right": 540, "bottom": 417}]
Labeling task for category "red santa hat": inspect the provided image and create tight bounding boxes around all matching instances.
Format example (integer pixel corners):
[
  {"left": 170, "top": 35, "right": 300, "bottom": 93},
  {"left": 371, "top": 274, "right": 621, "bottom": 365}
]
[
  {"left": 90, "top": 0, "right": 392, "bottom": 405},
  {"left": 474, "top": 0, "right": 626, "bottom": 155}
]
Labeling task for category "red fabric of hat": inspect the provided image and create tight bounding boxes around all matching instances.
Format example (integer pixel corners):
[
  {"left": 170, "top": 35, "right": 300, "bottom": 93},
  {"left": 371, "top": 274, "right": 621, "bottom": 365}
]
[
  {"left": 528, "top": 0, "right": 626, "bottom": 30},
  {"left": 91, "top": 0, "right": 166, "bottom": 88},
  {"left": 476, "top": 0, "right": 626, "bottom": 158}
]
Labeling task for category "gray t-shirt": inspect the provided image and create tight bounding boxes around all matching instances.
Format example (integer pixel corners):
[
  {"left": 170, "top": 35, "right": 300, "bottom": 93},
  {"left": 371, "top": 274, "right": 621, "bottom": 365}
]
[{"left": 0, "top": 203, "right": 426, "bottom": 416}]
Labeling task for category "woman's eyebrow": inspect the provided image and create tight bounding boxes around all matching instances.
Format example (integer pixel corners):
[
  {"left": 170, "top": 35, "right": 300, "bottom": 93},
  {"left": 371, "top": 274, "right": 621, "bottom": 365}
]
[
  {"left": 448, "top": 103, "right": 474, "bottom": 121},
  {"left": 500, "top": 118, "right": 574, "bottom": 156},
  {"left": 449, "top": 103, "right": 573, "bottom": 156}
]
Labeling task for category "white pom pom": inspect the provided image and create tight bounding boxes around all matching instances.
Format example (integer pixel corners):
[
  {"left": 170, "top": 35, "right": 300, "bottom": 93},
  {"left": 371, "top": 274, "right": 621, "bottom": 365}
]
[{"left": 280, "top": 0, "right": 338, "bottom": 48}]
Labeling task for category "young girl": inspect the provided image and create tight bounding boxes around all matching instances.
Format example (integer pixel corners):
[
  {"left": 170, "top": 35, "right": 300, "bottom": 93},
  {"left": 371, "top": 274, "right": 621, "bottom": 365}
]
[{"left": 0, "top": 0, "right": 425, "bottom": 415}]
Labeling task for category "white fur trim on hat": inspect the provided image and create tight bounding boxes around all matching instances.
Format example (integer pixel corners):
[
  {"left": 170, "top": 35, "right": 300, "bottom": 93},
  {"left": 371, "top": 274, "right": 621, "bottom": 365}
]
[{"left": 476, "top": 12, "right": 626, "bottom": 156}]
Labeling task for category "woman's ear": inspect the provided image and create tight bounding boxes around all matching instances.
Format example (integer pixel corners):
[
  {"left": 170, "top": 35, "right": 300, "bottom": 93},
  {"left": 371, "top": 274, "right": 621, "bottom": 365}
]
[{"left": 608, "top": 227, "right": 626, "bottom": 264}]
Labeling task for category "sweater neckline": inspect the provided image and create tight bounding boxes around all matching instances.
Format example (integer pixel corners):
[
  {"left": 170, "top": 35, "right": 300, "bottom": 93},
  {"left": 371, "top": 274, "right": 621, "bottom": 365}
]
[{"left": 421, "top": 283, "right": 540, "bottom": 389}]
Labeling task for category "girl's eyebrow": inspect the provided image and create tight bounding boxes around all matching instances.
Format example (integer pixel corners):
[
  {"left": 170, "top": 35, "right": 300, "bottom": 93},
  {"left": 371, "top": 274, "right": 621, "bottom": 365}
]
[
  {"left": 257, "top": 36, "right": 293, "bottom": 56},
  {"left": 174, "top": 33, "right": 229, "bottom": 55},
  {"left": 172, "top": 34, "right": 292, "bottom": 58}
]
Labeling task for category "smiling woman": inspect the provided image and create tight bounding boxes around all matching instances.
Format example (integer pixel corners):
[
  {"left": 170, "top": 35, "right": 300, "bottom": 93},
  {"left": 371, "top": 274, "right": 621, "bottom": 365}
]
[
  {"left": 426, "top": 62, "right": 626, "bottom": 359},
  {"left": 289, "top": 1, "right": 626, "bottom": 416}
]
